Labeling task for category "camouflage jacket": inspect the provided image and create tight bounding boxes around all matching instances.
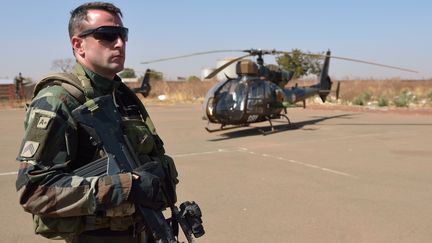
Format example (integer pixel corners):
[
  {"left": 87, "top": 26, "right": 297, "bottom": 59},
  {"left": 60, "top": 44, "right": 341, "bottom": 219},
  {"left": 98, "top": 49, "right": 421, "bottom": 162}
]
[{"left": 16, "top": 63, "right": 137, "bottom": 223}]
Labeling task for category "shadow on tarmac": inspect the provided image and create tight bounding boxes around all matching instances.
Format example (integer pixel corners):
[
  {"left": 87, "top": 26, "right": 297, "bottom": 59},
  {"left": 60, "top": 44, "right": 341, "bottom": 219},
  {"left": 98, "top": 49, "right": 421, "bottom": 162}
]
[{"left": 208, "top": 113, "right": 356, "bottom": 141}]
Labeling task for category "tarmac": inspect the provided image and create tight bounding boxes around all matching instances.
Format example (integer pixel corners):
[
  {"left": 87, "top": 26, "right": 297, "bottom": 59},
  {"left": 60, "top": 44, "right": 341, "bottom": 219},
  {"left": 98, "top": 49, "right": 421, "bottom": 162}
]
[{"left": 1, "top": 104, "right": 432, "bottom": 242}]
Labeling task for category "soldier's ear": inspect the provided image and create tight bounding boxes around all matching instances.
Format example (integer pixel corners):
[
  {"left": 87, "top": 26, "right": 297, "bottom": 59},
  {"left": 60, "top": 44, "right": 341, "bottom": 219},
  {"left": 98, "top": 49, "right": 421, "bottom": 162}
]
[{"left": 71, "top": 36, "right": 85, "bottom": 56}]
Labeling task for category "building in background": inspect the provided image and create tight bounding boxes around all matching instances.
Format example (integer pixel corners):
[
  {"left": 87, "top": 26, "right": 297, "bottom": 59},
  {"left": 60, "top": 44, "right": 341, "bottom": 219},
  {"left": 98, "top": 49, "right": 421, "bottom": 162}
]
[
  {"left": 201, "top": 67, "right": 216, "bottom": 81},
  {"left": 216, "top": 58, "right": 238, "bottom": 81}
]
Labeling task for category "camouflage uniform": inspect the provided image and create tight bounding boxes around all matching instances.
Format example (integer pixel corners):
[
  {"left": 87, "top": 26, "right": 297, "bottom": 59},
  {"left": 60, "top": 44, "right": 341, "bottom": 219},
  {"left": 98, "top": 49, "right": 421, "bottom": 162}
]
[
  {"left": 15, "top": 63, "right": 172, "bottom": 242},
  {"left": 14, "top": 73, "right": 24, "bottom": 99}
]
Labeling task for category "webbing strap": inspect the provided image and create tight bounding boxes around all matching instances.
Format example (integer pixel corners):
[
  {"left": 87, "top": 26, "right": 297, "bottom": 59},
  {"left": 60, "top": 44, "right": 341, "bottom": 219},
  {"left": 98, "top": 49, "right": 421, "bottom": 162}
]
[
  {"left": 61, "top": 83, "right": 86, "bottom": 104},
  {"left": 72, "top": 64, "right": 95, "bottom": 99}
]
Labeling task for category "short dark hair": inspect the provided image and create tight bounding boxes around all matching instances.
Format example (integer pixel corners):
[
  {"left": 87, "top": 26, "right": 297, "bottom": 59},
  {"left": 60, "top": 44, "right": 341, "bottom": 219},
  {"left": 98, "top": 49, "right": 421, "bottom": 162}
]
[{"left": 68, "top": 2, "right": 123, "bottom": 39}]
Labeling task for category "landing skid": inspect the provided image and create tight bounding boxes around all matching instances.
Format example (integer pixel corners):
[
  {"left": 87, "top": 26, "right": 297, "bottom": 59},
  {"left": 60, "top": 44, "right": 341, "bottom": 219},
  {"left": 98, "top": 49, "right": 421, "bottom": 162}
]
[
  {"left": 205, "top": 114, "right": 292, "bottom": 135},
  {"left": 205, "top": 124, "right": 249, "bottom": 133},
  {"left": 258, "top": 114, "right": 292, "bottom": 135}
]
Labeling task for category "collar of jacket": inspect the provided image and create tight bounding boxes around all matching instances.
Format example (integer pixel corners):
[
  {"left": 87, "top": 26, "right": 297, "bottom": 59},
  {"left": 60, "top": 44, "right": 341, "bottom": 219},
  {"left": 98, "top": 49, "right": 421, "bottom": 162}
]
[{"left": 73, "top": 62, "right": 122, "bottom": 96}]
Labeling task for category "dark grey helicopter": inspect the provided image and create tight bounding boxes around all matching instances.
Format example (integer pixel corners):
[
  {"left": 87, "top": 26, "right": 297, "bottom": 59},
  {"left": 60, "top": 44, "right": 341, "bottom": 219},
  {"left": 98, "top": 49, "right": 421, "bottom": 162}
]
[
  {"left": 201, "top": 49, "right": 333, "bottom": 133},
  {"left": 142, "top": 49, "right": 417, "bottom": 134}
]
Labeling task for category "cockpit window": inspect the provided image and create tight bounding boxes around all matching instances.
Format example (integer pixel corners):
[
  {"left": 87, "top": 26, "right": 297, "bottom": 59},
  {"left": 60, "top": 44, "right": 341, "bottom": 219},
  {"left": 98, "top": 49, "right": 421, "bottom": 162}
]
[{"left": 214, "top": 79, "right": 247, "bottom": 122}]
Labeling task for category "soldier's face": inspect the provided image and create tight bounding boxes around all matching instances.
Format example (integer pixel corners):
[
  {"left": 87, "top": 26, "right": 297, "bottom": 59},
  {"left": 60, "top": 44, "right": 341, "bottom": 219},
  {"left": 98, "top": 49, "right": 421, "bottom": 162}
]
[{"left": 73, "top": 9, "right": 126, "bottom": 79}]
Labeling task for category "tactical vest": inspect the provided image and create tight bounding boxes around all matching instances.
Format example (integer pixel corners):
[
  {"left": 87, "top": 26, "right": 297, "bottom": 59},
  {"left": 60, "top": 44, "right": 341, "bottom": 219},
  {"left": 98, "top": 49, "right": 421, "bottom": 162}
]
[
  {"left": 31, "top": 71, "right": 178, "bottom": 240},
  {"left": 33, "top": 71, "right": 162, "bottom": 152}
]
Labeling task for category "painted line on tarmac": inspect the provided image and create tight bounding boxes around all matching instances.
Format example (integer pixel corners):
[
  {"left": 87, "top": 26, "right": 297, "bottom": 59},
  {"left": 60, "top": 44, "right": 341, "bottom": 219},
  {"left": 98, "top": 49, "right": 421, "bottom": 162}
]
[
  {"left": 0, "top": 149, "right": 241, "bottom": 177},
  {"left": 172, "top": 148, "right": 241, "bottom": 158},
  {"left": 2, "top": 147, "right": 356, "bottom": 178},
  {"left": 0, "top": 171, "right": 18, "bottom": 176},
  {"left": 173, "top": 147, "right": 357, "bottom": 178},
  {"left": 238, "top": 147, "right": 358, "bottom": 179}
]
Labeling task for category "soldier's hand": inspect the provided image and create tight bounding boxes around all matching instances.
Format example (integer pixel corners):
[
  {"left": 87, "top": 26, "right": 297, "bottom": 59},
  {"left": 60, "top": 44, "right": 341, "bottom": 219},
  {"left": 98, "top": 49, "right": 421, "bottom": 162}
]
[{"left": 129, "top": 162, "right": 165, "bottom": 210}]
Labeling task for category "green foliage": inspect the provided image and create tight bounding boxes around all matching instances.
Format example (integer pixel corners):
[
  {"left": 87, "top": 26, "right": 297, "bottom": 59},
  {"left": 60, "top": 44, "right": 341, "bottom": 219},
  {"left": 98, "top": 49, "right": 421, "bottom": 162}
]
[
  {"left": 393, "top": 90, "right": 414, "bottom": 107},
  {"left": 351, "top": 97, "right": 363, "bottom": 106},
  {"left": 378, "top": 95, "right": 389, "bottom": 107},
  {"left": 276, "top": 49, "right": 323, "bottom": 79},
  {"left": 119, "top": 68, "right": 136, "bottom": 78},
  {"left": 187, "top": 75, "right": 201, "bottom": 82},
  {"left": 352, "top": 91, "right": 372, "bottom": 106},
  {"left": 427, "top": 90, "right": 432, "bottom": 100},
  {"left": 149, "top": 71, "right": 163, "bottom": 80}
]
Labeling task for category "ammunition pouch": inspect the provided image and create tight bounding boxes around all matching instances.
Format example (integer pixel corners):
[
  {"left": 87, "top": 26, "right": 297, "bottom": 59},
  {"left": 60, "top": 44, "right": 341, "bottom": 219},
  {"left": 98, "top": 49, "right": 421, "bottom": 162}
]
[
  {"left": 122, "top": 116, "right": 179, "bottom": 206},
  {"left": 122, "top": 118, "right": 179, "bottom": 206},
  {"left": 153, "top": 155, "right": 179, "bottom": 204},
  {"left": 123, "top": 118, "right": 155, "bottom": 156},
  {"left": 33, "top": 214, "right": 84, "bottom": 240},
  {"left": 33, "top": 209, "right": 138, "bottom": 240}
]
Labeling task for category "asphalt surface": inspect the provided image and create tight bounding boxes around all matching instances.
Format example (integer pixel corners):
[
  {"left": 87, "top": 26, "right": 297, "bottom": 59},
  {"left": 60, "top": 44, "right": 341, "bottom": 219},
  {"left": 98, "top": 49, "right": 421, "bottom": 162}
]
[{"left": 1, "top": 104, "right": 432, "bottom": 243}]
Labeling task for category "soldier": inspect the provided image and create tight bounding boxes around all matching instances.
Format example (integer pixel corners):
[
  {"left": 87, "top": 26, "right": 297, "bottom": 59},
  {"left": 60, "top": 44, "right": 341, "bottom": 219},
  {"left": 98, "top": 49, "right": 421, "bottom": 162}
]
[
  {"left": 15, "top": 2, "right": 179, "bottom": 242},
  {"left": 14, "top": 72, "right": 24, "bottom": 99}
]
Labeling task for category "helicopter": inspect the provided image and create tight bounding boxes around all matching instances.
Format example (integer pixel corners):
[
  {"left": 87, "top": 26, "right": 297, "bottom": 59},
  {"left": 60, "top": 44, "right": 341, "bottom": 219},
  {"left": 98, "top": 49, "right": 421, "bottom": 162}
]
[
  {"left": 142, "top": 49, "right": 417, "bottom": 134},
  {"left": 202, "top": 49, "right": 333, "bottom": 134}
]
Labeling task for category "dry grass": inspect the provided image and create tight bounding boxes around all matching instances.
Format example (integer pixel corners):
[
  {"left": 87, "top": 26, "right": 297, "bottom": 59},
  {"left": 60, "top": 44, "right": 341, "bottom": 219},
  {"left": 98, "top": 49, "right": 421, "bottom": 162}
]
[
  {"left": 0, "top": 99, "right": 28, "bottom": 109},
  {"left": 3, "top": 78, "right": 431, "bottom": 109},
  {"left": 134, "top": 79, "right": 218, "bottom": 104},
  {"left": 137, "top": 78, "right": 432, "bottom": 108},
  {"left": 335, "top": 79, "right": 432, "bottom": 101},
  {"left": 286, "top": 78, "right": 432, "bottom": 108}
]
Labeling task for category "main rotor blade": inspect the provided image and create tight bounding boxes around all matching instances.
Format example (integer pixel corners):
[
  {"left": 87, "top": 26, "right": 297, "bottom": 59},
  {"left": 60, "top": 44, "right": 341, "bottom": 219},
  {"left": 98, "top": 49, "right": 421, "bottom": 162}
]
[
  {"left": 205, "top": 53, "right": 252, "bottom": 79},
  {"left": 141, "top": 50, "right": 244, "bottom": 64},
  {"left": 324, "top": 55, "right": 418, "bottom": 73},
  {"left": 277, "top": 51, "right": 418, "bottom": 73}
]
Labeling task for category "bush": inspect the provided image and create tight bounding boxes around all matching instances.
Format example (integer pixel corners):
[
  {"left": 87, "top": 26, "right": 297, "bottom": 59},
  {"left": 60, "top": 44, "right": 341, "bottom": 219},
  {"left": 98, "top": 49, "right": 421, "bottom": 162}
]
[
  {"left": 427, "top": 90, "right": 432, "bottom": 101},
  {"left": 187, "top": 75, "right": 201, "bottom": 82},
  {"left": 378, "top": 95, "right": 389, "bottom": 107},
  {"left": 119, "top": 68, "right": 136, "bottom": 78},
  {"left": 393, "top": 90, "right": 414, "bottom": 107},
  {"left": 352, "top": 91, "right": 372, "bottom": 106}
]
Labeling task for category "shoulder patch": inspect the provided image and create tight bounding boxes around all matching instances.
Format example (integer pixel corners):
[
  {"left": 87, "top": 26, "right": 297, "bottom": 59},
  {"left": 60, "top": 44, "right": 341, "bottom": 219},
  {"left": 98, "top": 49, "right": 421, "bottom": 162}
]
[
  {"left": 36, "top": 117, "right": 52, "bottom": 129},
  {"left": 20, "top": 141, "right": 40, "bottom": 158}
]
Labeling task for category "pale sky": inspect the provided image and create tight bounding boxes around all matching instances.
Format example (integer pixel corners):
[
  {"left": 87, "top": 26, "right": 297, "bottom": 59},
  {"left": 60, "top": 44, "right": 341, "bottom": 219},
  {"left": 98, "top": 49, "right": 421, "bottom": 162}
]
[{"left": 1, "top": 0, "right": 431, "bottom": 81}]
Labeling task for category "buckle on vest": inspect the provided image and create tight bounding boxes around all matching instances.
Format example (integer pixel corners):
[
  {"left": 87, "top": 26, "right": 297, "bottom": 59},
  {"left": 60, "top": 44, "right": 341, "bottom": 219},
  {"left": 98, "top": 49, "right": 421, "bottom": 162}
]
[{"left": 84, "top": 99, "right": 99, "bottom": 112}]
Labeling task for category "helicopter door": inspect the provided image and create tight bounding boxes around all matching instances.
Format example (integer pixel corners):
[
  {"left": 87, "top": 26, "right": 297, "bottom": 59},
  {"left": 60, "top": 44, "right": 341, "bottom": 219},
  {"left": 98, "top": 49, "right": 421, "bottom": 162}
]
[
  {"left": 246, "top": 80, "right": 268, "bottom": 114},
  {"left": 246, "top": 80, "right": 281, "bottom": 121}
]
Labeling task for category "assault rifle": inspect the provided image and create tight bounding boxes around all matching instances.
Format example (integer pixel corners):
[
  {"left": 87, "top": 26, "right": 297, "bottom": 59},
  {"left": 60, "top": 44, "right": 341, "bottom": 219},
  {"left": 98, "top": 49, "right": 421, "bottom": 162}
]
[{"left": 71, "top": 94, "right": 204, "bottom": 243}]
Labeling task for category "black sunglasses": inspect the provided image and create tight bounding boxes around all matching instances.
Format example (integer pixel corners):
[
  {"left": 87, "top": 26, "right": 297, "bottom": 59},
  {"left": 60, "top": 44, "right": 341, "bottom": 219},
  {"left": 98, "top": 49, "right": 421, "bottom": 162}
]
[{"left": 78, "top": 26, "right": 128, "bottom": 42}]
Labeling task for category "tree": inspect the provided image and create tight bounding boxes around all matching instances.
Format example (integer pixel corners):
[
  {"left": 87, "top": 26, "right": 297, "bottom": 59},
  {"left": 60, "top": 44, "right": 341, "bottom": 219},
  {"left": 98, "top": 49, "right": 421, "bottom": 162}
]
[
  {"left": 187, "top": 75, "right": 201, "bottom": 82},
  {"left": 119, "top": 68, "right": 136, "bottom": 78},
  {"left": 149, "top": 70, "right": 163, "bottom": 80},
  {"left": 276, "top": 49, "right": 323, "bottom": 79},
  {"left": 51, "top": 58, "right": 74, "bottom": 72}
]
